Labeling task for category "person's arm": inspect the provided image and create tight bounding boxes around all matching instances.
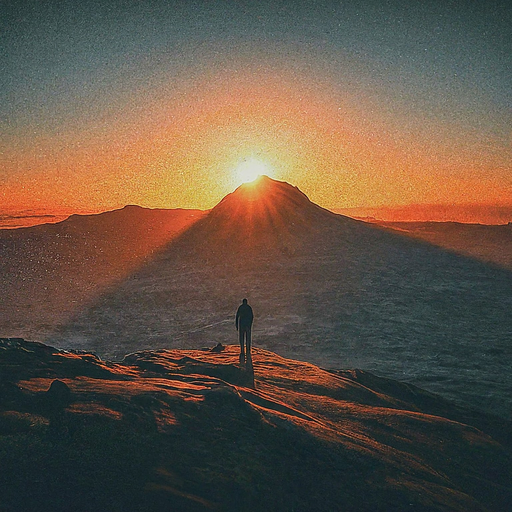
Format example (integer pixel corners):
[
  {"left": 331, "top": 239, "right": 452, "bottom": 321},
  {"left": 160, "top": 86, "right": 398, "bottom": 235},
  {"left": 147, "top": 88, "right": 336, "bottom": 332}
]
[{"left": 235, "top": 308, "right": 239, "bottom": 330}]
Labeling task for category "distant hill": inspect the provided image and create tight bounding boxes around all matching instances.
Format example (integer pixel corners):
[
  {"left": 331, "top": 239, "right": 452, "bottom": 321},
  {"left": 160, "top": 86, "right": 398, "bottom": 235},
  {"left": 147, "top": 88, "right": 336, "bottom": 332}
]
[
  {"left": 374, "top": 221, "right": 512, "bottom": 271},
  {"left": 0, "top": 205, "right": 205, "bottom": 337},
  {"left": 2, "top": 338, "right": 511, "bottom": 512},
  {"left": 335, "top": 204, "right": 512, "bottom": 225},
  {"left": 36, "top": 176, "right": 512, "bottom": 421}
]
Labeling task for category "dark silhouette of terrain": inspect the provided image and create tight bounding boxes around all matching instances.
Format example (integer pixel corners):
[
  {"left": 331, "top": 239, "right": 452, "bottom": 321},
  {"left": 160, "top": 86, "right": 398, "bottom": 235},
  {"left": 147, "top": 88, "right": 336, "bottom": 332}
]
[
  {"left": 44, "top": 176, "right": 512, "bottom": 420},
  {"left": 1, "top": 338, "right": 511, "bottom": 512}
]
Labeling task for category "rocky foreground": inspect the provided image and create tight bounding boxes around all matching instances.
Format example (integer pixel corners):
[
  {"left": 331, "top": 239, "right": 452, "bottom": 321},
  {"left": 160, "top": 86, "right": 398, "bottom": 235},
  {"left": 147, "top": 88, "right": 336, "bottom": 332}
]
[{"left": 1, "top": 338, "right": 511, "bottom": 512}]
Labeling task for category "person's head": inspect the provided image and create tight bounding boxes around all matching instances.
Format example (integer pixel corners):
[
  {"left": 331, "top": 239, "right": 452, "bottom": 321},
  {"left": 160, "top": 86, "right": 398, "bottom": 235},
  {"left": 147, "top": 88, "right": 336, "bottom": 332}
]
[{"left": 242, "top": 298, "right": 248, "bottom": 304}]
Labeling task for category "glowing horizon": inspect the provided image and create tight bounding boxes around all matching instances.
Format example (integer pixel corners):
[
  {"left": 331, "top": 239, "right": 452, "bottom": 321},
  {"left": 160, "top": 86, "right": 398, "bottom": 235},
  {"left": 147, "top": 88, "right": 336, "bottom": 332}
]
[{"left": 2, "top": 2, "right": 510, "bottom": 220}]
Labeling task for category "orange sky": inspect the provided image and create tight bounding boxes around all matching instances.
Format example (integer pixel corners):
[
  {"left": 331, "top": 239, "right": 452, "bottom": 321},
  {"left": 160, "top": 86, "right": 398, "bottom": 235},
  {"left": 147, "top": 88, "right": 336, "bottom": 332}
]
[
  {"left": 2, "top": 65, "right": 511, "bottom": 216},
  {"left": 3, "top": 2, "right": 511, "bottom": 221}
]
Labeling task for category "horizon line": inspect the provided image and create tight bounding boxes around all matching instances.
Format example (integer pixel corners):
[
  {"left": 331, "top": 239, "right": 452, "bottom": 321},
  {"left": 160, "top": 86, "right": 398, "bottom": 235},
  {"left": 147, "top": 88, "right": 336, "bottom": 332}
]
[{"left": 2, "top": 201, "right": 512, "bottom": 230}]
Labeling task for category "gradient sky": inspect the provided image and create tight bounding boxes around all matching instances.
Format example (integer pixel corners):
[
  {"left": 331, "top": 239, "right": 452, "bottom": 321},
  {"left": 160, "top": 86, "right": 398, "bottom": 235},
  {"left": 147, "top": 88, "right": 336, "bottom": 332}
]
[{"left": 1, "top": 0, "right": 511, "bottom": 213}]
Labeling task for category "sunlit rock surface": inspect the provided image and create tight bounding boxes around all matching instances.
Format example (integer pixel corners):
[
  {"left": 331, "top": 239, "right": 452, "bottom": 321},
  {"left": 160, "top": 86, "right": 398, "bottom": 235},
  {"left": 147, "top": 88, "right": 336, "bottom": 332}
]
[{"left": 1, "top": 338, "right": 511, "bottom": 512}]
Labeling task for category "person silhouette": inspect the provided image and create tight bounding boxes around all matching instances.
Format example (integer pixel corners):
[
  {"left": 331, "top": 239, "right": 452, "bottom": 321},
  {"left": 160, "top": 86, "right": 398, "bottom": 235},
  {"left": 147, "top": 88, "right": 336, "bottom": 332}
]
[{"left": 235, "top": 298, "right": 253, "bottom": 364}]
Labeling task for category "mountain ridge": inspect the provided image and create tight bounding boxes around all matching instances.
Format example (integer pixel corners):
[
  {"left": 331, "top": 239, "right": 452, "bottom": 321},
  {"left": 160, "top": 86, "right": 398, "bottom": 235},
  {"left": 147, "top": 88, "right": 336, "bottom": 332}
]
[{"left": 0, "top": 206, "right": 205, "bottom": 336}]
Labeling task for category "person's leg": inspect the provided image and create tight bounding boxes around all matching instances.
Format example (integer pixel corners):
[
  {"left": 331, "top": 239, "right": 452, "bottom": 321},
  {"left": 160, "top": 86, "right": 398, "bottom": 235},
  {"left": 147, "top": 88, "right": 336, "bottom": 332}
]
[
  {"left": 239, "top": 328, "right": 245, "bottom": 362},
  {"left": 246, "top": 327, "right": 252, "bottom": 360}
]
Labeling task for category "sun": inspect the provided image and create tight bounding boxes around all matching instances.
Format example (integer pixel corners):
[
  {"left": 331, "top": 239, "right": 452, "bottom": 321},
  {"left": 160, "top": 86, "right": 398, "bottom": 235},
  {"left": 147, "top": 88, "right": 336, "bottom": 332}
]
[{"left": 235, "top": 158, "right": 271, "bottom": 184}]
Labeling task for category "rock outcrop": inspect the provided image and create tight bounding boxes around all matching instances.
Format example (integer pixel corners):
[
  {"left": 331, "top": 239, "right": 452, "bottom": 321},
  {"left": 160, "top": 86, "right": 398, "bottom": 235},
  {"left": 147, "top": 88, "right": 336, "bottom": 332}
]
[{"left": 1, "top": 338, "right": 511, "bottom": 511}]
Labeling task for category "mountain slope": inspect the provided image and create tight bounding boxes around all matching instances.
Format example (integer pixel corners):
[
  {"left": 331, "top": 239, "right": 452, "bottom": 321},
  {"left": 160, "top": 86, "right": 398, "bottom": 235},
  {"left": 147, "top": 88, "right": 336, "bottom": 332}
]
[
  {"left": 0, "top": 206, "right": 205, "bottom": 337},
  {"left": 375, "top": 221, "right": 512, "bottom": 270},
  {"left": 2, "top": 338, "right": 511, "bottom": 512},
  {"left": 166, "top": 175, "right": 347, "bottom": 260}
]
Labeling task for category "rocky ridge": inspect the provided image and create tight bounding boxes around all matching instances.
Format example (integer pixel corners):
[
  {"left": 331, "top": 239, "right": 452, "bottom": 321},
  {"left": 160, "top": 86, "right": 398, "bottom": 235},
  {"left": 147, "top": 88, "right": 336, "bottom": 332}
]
[{"left": 1, "top": 338, "right": 511, "bottom": 512}]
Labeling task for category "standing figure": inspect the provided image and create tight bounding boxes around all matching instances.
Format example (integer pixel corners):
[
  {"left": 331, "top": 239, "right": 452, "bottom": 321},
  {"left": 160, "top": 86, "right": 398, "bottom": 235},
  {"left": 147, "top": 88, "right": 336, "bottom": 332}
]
[{"left": 235, "top": 298, "right": 253, "bottom": 364}]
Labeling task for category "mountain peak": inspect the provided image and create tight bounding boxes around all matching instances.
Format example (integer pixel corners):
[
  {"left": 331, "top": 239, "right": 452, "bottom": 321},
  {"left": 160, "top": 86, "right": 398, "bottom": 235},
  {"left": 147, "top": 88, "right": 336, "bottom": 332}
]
[
  {"left": 235, "top": 174, "right": 289, "bottom": 196},
  {"left": 220, "top": 174, "right": 304, "bottom": 204},
  {"left": 170, "top": 176, "right": 342, "bottom": 259},
  {"left": 212, "top": 175, "right": 331, "bottom": 221}
]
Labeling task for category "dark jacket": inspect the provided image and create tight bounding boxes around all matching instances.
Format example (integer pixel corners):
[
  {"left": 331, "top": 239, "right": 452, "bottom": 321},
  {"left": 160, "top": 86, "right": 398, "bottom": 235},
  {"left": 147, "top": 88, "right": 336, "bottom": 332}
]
[{"left": 236, "top": 304, "right": 254, "bottom": 330}]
